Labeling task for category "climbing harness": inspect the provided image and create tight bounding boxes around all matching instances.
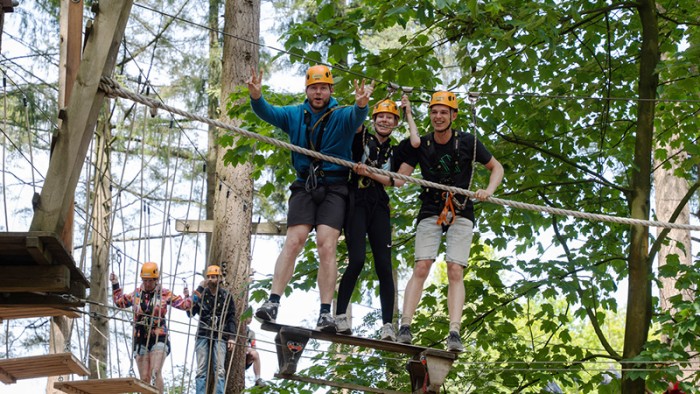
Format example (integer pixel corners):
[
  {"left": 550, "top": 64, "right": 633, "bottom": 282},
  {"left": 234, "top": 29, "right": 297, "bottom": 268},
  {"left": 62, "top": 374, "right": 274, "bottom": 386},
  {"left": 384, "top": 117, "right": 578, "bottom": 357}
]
[{"left": 437, "top": 192, "right": 456, "bottom": 226}]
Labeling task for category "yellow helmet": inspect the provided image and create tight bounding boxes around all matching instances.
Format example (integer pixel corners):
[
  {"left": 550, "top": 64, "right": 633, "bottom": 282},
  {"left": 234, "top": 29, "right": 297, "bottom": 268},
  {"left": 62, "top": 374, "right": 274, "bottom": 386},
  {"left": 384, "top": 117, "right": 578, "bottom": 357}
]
[
  {"left": 140, "top": 262, "right": 159, "bottom": 279},
  {"left": 305, "top": 65, "right": 334, "bottom": 86},
  {"left": 429, "top": 91, "right": 458, "bottom": 110},
  {"left": 372, "top": 99, "right": 400, "bottom": 118},
  {"left": 205, "top": 265, "right": 222, "bottom": 276}
]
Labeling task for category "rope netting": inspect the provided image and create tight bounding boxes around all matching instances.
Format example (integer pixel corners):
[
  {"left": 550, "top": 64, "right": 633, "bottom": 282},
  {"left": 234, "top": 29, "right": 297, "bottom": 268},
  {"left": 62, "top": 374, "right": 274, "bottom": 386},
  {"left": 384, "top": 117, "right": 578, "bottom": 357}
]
[{"left": 98, "top": 76, "right": 700, "bottom": 232}]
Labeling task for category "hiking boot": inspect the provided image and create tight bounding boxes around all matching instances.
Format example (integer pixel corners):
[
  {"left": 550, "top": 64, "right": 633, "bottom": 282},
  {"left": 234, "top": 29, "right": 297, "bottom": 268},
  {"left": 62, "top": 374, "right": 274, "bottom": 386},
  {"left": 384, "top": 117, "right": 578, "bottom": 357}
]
[
  {"left": 335, "top": 314, "right": 352, "bottom": 335},
  {"left": 254, "top": 378, "right": 267, "bottom": 387},
  {"left": 255, "top": 301, "right": 279, "bottom": 323},
  {"left": 397, "top": 324, "right": 412, "bottom": 344},
  {"left": 446, "top": 331, "right": 464, "bottom": 352},
  {"left": 380, "top": 323, "right": 396, "bottom": 342},
  {"left": 316, "top": 312, "right": 337, "bottom": 333}
]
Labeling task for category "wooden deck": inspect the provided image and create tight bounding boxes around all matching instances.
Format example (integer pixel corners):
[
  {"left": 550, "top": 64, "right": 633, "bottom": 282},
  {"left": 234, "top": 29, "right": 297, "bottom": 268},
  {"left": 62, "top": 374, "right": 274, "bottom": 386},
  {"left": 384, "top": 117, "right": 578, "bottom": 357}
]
[
  {"left": 0, "top": 232, "right": 89, "bottom": 307},
  {"left": 0, "top": 353, "right": 89, "bottom": 384},
  {"left": 261, "top": 321, "right": 457, "bottom": 359},
  {"left": 0, "top": 306, "right": 79, "bottom": 321},
  {"left": 54, "top": 377, "right": 158, "bottom": 394}
]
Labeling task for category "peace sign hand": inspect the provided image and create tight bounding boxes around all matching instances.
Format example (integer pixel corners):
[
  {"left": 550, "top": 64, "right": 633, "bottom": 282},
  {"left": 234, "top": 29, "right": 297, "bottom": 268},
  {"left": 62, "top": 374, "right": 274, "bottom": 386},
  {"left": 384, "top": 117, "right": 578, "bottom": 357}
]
[
  {"left": 354, "top": 79, "right": 375, "bottom": 109},
  {"left": 247, "top": 66, "right": 264, "bottom": 100}
]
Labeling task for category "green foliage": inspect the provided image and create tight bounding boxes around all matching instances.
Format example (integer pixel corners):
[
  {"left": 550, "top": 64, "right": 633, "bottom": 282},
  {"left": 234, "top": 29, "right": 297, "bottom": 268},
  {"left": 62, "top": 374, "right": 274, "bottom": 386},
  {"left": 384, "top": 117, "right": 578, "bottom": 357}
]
[{"left": 225, "top": 0, "right": 700, "bottom": 391}]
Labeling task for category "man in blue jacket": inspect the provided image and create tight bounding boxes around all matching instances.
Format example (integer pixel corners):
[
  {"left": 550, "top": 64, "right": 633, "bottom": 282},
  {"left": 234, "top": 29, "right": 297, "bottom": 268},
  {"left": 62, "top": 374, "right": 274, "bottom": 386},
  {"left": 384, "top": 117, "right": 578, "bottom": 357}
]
[{"left": 247, "top": 65, "right": 373, "bottom": 332}]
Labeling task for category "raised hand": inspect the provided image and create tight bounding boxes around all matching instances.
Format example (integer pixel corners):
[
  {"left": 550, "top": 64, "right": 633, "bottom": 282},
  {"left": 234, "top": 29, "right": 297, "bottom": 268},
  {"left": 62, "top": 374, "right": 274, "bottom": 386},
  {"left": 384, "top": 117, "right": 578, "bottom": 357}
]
[
  {"left": 109, "top": 272, "right": 118, "bottom": 285},
  {"left": 354, "top": 79, "right": 375, "bottom": 109},
  {"left": 246, "top": 66, "right": 264, "bottom": 100},
  {"left": 401, "top": 94, "right": 412, "bottom": 113}
]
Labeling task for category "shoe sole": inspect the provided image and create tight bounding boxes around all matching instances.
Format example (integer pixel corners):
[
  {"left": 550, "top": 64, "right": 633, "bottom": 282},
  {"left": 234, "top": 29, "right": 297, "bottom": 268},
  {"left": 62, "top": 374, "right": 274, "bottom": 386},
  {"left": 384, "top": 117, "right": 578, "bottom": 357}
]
[
  {"left": 447, "top": 345, "right": 464, "bottom": 352},
  {"left": 337, "top": 329, "right": 352, "bottom": 335},
  {"left": 381, "top": 336, "right": 396, "bottom": 342},
  {"left": 317, "top": 325, "right": 337, "bottom": 333},
  {"left": 254, "top": 310, "right": 275, "bottom": 323}
]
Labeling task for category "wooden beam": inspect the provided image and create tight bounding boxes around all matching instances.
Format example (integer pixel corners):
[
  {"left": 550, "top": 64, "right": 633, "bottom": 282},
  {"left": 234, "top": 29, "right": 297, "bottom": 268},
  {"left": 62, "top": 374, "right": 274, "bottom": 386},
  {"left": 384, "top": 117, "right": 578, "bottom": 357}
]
[
  {"left": 30, "top": 0, "right": 134, "bottom": 234},
  {"left": 0, "top": 265, "right": 70, "bottom": 292},
  {"left": 0, "top": 307, "right": 79, "bottom": 320},
  {"left": 175, "top": 219, "right": 288, "bottom": 235},
  {"left": 54, "top": 377, "right": 158, "bottom": 394},
  {"left": 25, "top": 235, "right": 53, "bottom": 265},
  {"left": 275, "top": 373, "right": 407, "bottom": 394}
]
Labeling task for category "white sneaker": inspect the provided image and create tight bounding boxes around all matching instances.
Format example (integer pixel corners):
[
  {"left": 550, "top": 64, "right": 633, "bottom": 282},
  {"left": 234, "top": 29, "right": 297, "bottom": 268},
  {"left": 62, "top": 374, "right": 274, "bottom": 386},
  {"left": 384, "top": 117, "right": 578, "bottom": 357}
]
[
  {"left": 336, "top": 313, "right": 352, "bottom": 334},
  {"left": 380, "top": 323, "right": 396, "bottom": 341}
]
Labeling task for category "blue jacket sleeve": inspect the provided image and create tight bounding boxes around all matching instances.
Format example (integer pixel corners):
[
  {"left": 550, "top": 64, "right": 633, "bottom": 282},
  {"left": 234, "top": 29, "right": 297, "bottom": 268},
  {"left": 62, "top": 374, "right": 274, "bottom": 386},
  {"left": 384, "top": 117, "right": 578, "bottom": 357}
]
[{"left": 250, "top": 95, "right": 293, "bottom": 134}]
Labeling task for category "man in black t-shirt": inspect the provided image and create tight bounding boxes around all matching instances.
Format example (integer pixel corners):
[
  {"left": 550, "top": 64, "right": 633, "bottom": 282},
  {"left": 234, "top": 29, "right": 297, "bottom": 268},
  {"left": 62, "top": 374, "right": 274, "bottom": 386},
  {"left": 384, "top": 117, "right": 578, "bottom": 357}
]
[{"left": 395, "top": 91, "right": 504, "bottom": 352}]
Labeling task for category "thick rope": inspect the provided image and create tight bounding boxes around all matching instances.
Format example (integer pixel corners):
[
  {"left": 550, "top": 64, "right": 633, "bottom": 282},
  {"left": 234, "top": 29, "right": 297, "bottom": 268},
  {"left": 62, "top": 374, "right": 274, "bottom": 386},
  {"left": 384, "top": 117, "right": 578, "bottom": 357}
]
[{"left": 98, "top": 76, "right": 700, "bottom": 231}]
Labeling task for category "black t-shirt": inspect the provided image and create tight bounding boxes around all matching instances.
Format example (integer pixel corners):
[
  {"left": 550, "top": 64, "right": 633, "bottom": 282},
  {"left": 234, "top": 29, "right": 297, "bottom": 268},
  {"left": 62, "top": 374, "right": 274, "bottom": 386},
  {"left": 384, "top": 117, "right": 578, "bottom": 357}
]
[
  {"left": 399, "top": 130, "right": 493, "bottom": 222},
  {"left": 348, "top": 129, "right": 396, "bottom": 207}
]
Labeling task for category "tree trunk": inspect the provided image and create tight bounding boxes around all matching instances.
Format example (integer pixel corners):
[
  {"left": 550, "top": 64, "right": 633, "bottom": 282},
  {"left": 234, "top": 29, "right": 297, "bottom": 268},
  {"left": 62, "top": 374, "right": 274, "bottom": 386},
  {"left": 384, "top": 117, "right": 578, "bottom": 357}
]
[
  {"left": 87, "top": 101, "right": 112, "bottom": 379},
  {"left": 216, "top": 0, "right": 260, "bottom": 392},
  {"left": 206, "top": 0, "right": 221, "bottom": 260},
  {"left": 654, "top": 137, "right": 693, "bottom": 381},
  {"left": 622, "top": 1, "right": 658, "bottom": 393}
]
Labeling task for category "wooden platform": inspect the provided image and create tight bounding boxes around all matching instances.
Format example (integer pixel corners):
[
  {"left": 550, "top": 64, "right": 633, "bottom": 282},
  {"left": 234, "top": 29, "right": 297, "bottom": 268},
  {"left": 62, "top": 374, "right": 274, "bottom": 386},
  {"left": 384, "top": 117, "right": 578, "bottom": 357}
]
[
  {"left": 276, "top": 373, "right": 406, "bottom": 394},
  {"left": 261, "top": 321, "right": 457, "bottom": 359},
  {"left": 0, "top": 306, "right": 79, "bottom": 321},
  {"left": 54, "top": 377, "right": 158, "bottom": 394},
  {"left": 0, "top": 232, "right": 89, "bottom": 307},
  {"left": 0, "top": 353, "right": 89, "bottom": 384},
  {"left": 262, "top": 321, "right": 457, "bottom": 393}
]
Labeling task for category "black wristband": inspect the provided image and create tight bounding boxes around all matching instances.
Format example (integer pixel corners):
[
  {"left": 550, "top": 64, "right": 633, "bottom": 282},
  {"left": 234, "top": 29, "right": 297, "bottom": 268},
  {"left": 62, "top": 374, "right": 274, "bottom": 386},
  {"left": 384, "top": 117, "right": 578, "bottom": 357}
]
[
  {"left": 389, "top": 176, "right": 395, "bottom": 186},
  {"left": 112, "top": 283, "right": 120, "bottom": 291}
]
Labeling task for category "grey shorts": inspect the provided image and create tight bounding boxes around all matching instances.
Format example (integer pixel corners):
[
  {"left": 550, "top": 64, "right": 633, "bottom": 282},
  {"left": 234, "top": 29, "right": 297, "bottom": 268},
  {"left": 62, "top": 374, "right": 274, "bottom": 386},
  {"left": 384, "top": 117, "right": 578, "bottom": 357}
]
[
  {"left": 415, "top": 216, "right": 474, "bottom": 266},
  {"left": 134, "top": 340, "right": 169, "bottom": 357},
  {"left": 287, "top": 181, "right": 348, "bottom": 231}
]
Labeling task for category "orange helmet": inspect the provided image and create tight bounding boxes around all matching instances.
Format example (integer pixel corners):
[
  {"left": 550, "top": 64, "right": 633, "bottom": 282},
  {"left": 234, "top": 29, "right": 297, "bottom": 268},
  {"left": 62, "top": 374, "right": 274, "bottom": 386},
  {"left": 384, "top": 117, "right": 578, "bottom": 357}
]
[
  {"left": 372, "top": 99, "right": 400, "bottom": 118},
  {"left": 140, "top": 262, "right": 159, "bottom": 279},
  {"left": 205, "top": 265, "right": 222, "bottom": 276},
  {"left": 305, "top": 65, "right": 334, "bottom": 86},
  {"left": 429, "top": 91, "right": 458, "bottom": 110}
]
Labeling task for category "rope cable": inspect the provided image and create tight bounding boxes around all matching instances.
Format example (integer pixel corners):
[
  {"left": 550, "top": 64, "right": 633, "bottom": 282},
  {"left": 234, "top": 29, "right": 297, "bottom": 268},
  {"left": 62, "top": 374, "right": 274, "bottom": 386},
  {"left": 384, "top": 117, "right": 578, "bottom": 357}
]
[{"left": 98, "top": 77, "right": 700, "bottom": 232}]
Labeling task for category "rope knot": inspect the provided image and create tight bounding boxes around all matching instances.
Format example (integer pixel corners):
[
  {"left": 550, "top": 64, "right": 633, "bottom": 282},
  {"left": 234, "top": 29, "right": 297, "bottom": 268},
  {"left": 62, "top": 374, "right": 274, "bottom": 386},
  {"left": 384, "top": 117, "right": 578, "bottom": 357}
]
[{"left": 99, "top": 76, "right": 119, "bottom": 97}]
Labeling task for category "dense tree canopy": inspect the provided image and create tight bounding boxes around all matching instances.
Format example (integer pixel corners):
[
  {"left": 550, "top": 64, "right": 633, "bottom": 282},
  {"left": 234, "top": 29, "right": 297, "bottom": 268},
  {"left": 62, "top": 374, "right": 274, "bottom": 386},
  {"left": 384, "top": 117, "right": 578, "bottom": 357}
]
[{"left": 232, "top": 0, "right": 699, "bottom": 392}]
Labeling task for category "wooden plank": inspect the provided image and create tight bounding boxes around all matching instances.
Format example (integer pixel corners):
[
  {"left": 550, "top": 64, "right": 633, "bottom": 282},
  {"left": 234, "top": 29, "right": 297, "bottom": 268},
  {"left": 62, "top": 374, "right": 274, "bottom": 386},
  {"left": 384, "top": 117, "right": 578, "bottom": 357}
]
[
  {"left": 275, "top": 373, "right": 407, "bottom": 394},
  {"left": 176, "top": 219, "right": 288, "bottom": 235},
  {"left": 54, "top": 377, "right": 158, "bottom": 394},
  {"left": 0, "top": 265, "right": 70, "bottom": 292},
  {"left": 262, "top": 321, "right": 457, "bottom": 359},
  {"left": 0, "top": 353, "right": 89, "bottom": 383},
  {"left": 0, "top": 290, "right": 85, "bottom": 307},
  {"left": 29, "top": 0, "right": 134, "bottom": 235},
  {"left": 0, "top": 306, "right": 79, "bottom": 320},
  {"left": 0, "top": 232, "right": 90, "bottom": 288},
  {"left": 25, "top": 235, "right": 52, "bottom": 265}
]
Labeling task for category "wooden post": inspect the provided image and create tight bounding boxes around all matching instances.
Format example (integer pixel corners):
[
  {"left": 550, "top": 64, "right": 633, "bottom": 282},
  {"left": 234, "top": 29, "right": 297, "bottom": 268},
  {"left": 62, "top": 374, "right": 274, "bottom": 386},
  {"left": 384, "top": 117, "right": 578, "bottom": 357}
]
[{"left": 30, "top": 0, "right": 134, "bottom": 234}]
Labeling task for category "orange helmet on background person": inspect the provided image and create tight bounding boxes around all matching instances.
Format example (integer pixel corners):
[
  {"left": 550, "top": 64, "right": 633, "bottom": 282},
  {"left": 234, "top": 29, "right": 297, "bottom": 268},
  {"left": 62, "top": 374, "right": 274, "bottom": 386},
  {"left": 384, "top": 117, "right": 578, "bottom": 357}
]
[
  {"left": 206, "top": 265, "right": 222, "bottom": 276},
  {"left": 372, "top": 99, "right": 400, "bottom": 119},
  {"left": 140, "top": 262, "right": 159, "bottom": 279},
  {"left": 305, "top": 65, "right": 334, "bottom": 86},
  {"left": 429, "top": 91, "right": 458, "bottom": 111}
]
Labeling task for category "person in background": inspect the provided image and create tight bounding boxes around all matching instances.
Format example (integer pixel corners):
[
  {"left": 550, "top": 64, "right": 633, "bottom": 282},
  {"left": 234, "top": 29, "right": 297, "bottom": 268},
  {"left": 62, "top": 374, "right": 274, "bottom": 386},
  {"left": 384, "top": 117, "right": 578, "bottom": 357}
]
[
  {"left": 111, "top": 262, "right": 191, "bottom": 393},
  {"left": 335, "top": 95, "right": 419, "bottom": 341},
  {"left": 244, "top": 318, "right": 266, "bottom": 387},
  {"left": 247, "top": 64, "right": 374, "bottom": 332},
  {"left": 185, "top": 265, "right": 236, "bottom": 394}
]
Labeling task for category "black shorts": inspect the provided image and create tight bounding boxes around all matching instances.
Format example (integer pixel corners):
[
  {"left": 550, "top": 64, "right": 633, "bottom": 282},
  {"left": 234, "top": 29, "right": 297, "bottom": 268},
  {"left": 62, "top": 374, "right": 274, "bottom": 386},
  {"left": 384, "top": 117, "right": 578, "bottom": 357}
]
[{"left": 287, "top": 181, "right": 348, "bottom": 231}]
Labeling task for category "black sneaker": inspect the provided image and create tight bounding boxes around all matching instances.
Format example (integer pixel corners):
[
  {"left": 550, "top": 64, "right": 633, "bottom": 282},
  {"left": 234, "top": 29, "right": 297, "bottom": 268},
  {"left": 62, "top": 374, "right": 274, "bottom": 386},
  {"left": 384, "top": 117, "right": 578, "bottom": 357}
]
[
  {"left": 316, "top": 312, "right": 337, "bottom": 333},
  {"left": 255, "top": 301, "right": 279, "bottom": 323},
  {"left": 446, "top": 331, "right": 464, "bottom": 352},
  {"left": 397, "top": 324, "right": 412, "bottom": 344}
]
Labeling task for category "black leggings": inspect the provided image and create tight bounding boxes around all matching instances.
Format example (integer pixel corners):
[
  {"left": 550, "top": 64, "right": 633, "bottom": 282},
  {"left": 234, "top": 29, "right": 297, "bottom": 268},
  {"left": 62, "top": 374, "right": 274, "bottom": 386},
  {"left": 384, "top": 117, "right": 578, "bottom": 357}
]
[{"left": 336, "top": 202, "right": 395, "bottom": 324}]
